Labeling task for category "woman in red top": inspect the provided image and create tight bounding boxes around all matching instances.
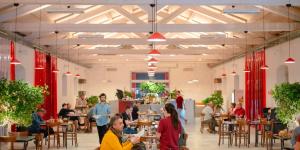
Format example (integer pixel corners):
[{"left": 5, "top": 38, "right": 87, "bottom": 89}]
[
  {"left": 234, "top": 103, "right": 245, "bottom": 118},
  {"left": 157, "top": 103, "right": 182, "bottom": 150}
]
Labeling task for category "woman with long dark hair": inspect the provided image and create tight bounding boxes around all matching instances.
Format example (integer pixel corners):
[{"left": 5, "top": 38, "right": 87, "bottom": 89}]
[{"left": 157, "top": 103, "right": 182, "bottom": 150}]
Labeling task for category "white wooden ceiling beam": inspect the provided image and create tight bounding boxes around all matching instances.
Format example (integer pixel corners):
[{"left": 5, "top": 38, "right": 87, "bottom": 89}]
[
  {"left": 159, "top": 7, "right": 188, "bottom": 23},
  {"left": 256, "top": 6, "right": 300, "bottom": 21},
  {"left": 1, "top": 0, "right": 299, "bottom": 6},
  {"left": 3, "top": 23, "right": 298, "bottom": 32},
  {"left": 112, "top": 6, "right": 145, "bottom": 24},
  {"left": 38, "top": 37, "right": 263, "bottom": 45},
  {"left": 0, "top": 4, "right": 51, "bottom": 22}
]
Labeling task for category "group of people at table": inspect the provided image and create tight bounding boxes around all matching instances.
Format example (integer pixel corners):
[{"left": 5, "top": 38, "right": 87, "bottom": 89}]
[{"left": 26, "top": 91, "right": 187, "bottom": 150}]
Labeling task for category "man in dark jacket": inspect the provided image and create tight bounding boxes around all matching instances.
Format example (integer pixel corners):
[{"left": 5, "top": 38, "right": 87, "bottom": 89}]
[{"left": 28, "top": 109, "right": 49, "bottom": 137}]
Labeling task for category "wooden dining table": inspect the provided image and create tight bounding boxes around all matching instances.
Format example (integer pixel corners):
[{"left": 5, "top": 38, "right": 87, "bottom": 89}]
[{"left": 15, "top": 135, "right": 35, "bottom": 150}]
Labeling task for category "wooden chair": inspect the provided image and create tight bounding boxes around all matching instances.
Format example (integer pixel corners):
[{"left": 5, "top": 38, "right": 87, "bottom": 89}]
[
  {"left": 218, "top": 120, "right": 233, "bottom": 147},
  {"left": 34, "top": 133, "right": 43, "bottom": 150},
  {"left": 261, "top": 119, "right": 273, "bottom": 146},
  {"left": 235, "top": 119, "right": 249, "bottom": 147},
  {"left": 66, "top": 121, "right": 78, "bottom": 147},
  {"left": 200, "top": 113, "right": 209, "bottom": 133},
  {"left": 46, "top": 121, "right": 61, "bottom": 148},
  {"left": 0, "top": 136, "right": 17, "bottom": 150}
]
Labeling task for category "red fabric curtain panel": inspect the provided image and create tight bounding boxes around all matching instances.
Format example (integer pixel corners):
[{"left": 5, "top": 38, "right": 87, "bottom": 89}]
[
  {"left": 245, "top": 50, "right": 267, "bottom": 121},
  {"left": 10, "top": 41, "right": 16, "bottom": 80},
  {"left": 34, "top": 50, "right": 58, "bottom": 120}
]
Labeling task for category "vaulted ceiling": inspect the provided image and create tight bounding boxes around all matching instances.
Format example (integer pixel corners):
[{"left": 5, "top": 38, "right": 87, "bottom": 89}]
[{"left": 0, "top": 0, "right": 300, "bottom": 67}]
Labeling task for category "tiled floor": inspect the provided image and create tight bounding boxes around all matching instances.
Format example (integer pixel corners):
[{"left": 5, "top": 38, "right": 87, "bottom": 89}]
[{"left": 19, "top": 118, "right": 288, "bottom": 150}]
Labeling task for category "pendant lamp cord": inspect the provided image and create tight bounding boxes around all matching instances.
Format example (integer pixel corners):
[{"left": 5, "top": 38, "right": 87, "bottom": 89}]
[
  {"left": 287, "top": 2, "right": 291, "bottom": 57},
  {"left": 14, "top": 3, "right": 19, "bottom": 43}
]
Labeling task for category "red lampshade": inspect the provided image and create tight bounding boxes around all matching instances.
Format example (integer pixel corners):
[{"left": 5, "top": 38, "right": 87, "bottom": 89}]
[
  {"left": 64, "top": 71, "right": 72, "bottom": 76},
  {"left": 243, "top": 69, "right": 250, "bottom": 73},
  {"left": 230, "top": 71, "right": 237, "bottom": 76},
  {"left": 148, "top": 64, "right": 157, "bottom": 69},
  {"left": 148, "top": 58, "right": 158, "bottom": 64},
  {"left": 284, "top": 57, "right": 295, "bottom": 64},
  {"left": 35, "top": 65, "right": 44, "bottom": 70},
  {"left": 75, "top": 74, "right": 81, "bottom": 77},
  {"left": 260, "top": 65, "right": 269, "bottom": 70},
  {"left": 10, "top": 58, "right": 21, "bottom": 65},
  {"left": 148, "top": 49, "right": 161, "bottom": 56},
  {"left": 147, "top": 32, "right": 166, "bottom": 42},
  {"left": 52, "top": 69, "right": 59, "bottom": 73},
  {"left": 221, "top": 73, "right": 226, "bottom": 77}
]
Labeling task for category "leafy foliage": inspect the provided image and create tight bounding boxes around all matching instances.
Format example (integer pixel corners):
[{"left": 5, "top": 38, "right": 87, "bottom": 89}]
[
  {"left": 272, "top": 82, "right": 300, "bottom": 124},
  {"left": 124, "top": 90, "right": 133, "bottom": 98},
  {"left": 87, "top": 96, "right": 99, "bottom": 106},
  {"left": 115, "top": 89, "right": 124, "bottom": 100},
  {"left": 140, "top": 81, "right": 165, "bottom": 94},
  {"left": 170, "top": 89, "right": 178, "bottom": 99},
  {"left": 202, "top": 91, "right": 224, "bottom": 108},
  {"left": 0, "top": 79, "right": 44, "bottom": 126}
]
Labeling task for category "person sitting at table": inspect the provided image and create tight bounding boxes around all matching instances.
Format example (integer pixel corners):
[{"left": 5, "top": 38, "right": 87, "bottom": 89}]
[
  {"left": 100, "top": 114, "right": 140, "bottom": 150},
  {"left": 76, "top": 92, "right": 87, "bottom": 107},
  {"left": 228, "top": 103, "right": 236, "bottom": 117},
  {"left": 122, "top": 106, "right": 137, "bottom": 134},
  {"left": 201, "top": 102, "right": 217, "bottom": 133},
  {"left": 157, "top": 103, "right": 182, "bottom": 150},
  {"left": 66, "top": 103, "right": 82, "bottom": 129},
  {"left": 132, "top": 101, "right": 141, "bottom": 121},
  {"left": 233, "top": 103, "right": 245, "bottom": 118},
  {"left": 28, "top": 109, "right": 52, "bottom": 138},
  {"left": 58, "top": 103, "right": 69, "bottom": 118}
]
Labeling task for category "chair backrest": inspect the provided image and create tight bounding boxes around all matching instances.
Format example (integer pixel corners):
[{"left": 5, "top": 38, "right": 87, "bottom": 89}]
[
  {"left": 0, "top": 136, "right": 16, "bottom": 150},
  {"left": 236, "top": 119, "right": 247, "bottom": 131}
]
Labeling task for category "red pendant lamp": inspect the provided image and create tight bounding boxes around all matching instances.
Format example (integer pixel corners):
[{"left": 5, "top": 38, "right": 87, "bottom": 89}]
[
  {"left": 148, "top": 49, "right": 161, "bottom": 56},
  {"left": 148, "top": 64, "right": 157, "bottom": 69},
  {"left": 284, "top": 4, "right": 295, "bottom": 64},
  {"left": 243, "top": 30, "right": 250, "bottom": 73},
  {"left": 148, "top": 57, "right": 158, "bottom": 64},
  {"left": 147, "top": 1, "right": 166, "bottom": 42},
  {"left": 64, "top": 36, "right": 72, "bottom": 76},
  {"left": 260, "top": 8, "right": 269, "bottom": 70},
  {"left": 220, "top": 43, "right": 226, "bottom": 77},
  {"left": 75, "top": 44, "right": 81, "bottom": 77},
  {"left": 11, "top": 3, "right": 21, "bottom": 65},
  {"left": 52, "top": 31, "right": 60, "bottom": 73}
]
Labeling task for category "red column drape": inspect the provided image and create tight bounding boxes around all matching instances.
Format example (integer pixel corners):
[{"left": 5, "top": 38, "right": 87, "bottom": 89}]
[
  {"left": 10, "top": 41, "right": 16, "bottom": 80},
  {"left": 34, "top": 50, "right": 58, "bottom": 120},
  {"left": 245, "top": 50, "right": 267, "bottom": 121}
]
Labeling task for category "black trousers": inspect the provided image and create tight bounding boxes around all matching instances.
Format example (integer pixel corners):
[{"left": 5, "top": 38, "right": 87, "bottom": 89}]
[{"left": 97, "top": 125, "right": 108, "bottom": 144}]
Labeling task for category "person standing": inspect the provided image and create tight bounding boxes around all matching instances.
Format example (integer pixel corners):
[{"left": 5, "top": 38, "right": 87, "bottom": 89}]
[
  {"left": 176, "top": 90, "right": 187, "bottom": 124},
  {"left": 157, "top": 103, "right": 182, "bottom": 150},
  {"left": 93, "top": 93, "right": 111, "bottom": 144}
]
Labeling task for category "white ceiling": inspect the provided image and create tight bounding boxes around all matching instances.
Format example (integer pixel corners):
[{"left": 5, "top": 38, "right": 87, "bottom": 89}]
[{"left": 0, "top": 0, "right": 299, "bottom": 67}]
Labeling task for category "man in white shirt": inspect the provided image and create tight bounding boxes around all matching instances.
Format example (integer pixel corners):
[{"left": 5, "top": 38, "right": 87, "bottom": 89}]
[{"left": 201, "top": 102, "right": 217, "bottom": 133}]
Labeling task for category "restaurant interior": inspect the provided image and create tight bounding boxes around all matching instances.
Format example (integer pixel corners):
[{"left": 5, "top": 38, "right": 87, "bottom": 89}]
[{"left": 0, "top": 0, "right": 300, "bottom": 150}]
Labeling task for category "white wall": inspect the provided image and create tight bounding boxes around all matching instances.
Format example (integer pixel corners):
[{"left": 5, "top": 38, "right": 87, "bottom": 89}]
[
  {"left": 86, "top": 63, "right": 214, "bottom": 102},
  {"left": 212, "top": 37, "right": 300, "bottom": 109},
  {"left": 57, "top": 59, "right": 87, "bottom": 111}
]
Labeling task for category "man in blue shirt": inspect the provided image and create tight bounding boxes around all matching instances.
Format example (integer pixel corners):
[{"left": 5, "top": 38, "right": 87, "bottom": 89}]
[{"left": 93, "top": 93, "right": 111, "bottom": 144}]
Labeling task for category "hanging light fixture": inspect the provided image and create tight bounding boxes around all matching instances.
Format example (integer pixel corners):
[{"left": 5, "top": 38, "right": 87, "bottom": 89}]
[
  {"left": 243, "top": 29, "right": 250, "bottom": 73},
  {"left": 221, "top": 40, "right": 226, "bottom": 77},
  {"left": 75, "top": 44, "right": 81, "bottom": 78},
  {"left": 148, "top": 49, "right": 161, "bottom": 56},
  {"left": 260, "top": 8, "right": 269, "bottom": 70},
  {"left": 35, "top": 8, "right": 44, "bottom": 70},
  {"left": 65, "top": 35, "right": 72, "bottom": 76},
  {"left": 148, "top": 57, "right": 158, "bottom": 64},
  {"left": 148, "top": 1, "right": 166, "bottom": 42},
  {"left": 52, "top": 30, "right": 60, "bottom": 73},
  {"left": 230, "top": 34, "right": 237, "bottom": 76},
  {"left": 284, "top": 3, "right": 295, "bottom": 64},
  {"left": 148, "top": 63, "right": 157, "bottom": 69},
  {"left": 11, "top": 3, "right": 21, "bottom": 65}
]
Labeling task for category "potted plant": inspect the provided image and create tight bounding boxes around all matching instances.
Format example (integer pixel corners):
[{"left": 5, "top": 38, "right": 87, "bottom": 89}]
[
  {"left": 272, "top": 82, "right": 300, "bottom": 124},
  {"left": 0, "top": 79, "right": 45, "bottom": 134},
  {"left": 115, "top": 89, "right": 124, "bottom": 100},
  {"left": 87, "top": 96, "right": 99, "bottom": 107},
  {"left": 202, "top": 91, "right": 224, "bottom": 109},
  {"left": 140, "top": 82, "right": 165, "bottom": 103}
]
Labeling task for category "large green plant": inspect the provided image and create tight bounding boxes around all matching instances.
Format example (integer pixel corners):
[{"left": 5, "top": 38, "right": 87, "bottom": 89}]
[
  {"left": 0, "top": 79, "right": 44, "bottom": 126},
  {"left": 87, "top": 96, "right": 99, "bottom": 106},
  {"left": 272, "top": 82, "right": 300, "bottom": 124},
  {"left": 202, "top": 91, "right": 224, "bottom": 108},
  {"left": 140, "top": 81, "right": 165, "bottom": 94}
]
